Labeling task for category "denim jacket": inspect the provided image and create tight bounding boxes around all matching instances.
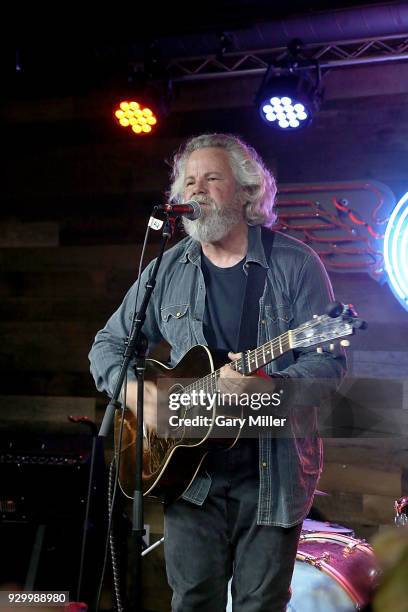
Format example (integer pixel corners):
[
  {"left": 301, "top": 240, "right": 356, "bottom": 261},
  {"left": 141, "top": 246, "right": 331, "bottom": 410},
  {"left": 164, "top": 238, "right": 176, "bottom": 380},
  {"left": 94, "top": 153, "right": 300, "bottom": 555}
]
[{"left": 89, "top": 225, "right": 346, "bottom": 526}]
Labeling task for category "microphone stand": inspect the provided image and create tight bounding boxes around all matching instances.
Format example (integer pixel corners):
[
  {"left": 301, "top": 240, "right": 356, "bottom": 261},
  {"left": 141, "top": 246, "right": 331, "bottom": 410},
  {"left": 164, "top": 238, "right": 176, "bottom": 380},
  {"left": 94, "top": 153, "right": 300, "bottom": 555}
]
[{"left": 98, "top": 214, "right": 174, "bottom": 611}]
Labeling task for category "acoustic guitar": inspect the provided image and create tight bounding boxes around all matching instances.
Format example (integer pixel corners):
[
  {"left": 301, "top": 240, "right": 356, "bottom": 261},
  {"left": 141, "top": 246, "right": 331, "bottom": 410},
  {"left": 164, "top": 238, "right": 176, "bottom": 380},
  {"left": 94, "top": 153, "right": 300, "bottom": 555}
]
[{"left": 114, "top": 302, "right": 365, "bottom": 500}]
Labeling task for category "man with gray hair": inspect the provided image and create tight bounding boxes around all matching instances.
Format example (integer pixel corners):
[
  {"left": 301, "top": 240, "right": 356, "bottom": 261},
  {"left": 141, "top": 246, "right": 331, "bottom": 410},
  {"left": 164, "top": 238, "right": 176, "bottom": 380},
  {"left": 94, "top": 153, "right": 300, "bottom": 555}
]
[{"left": 89, "top": 133, "right": 345, "bottom": 610}]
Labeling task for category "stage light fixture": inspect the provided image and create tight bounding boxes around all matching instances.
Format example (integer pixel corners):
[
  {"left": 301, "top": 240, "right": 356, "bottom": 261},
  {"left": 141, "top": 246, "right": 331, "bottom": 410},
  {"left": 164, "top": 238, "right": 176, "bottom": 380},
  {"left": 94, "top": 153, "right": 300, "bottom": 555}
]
[
  {"left": 256, "top": 41, "right": 323, "bottom": 131},
  {"left": 114, "top": 99, "right": 158, "bottom": 135},
  {"left": 257, "top": 70, "right": 322, "bottom": 131},
  {"left": 112, "top": 64, "right": 172, "bottom": 137},
  {"left": 384, "top": 191, "right": 408, "bottom": 311}
]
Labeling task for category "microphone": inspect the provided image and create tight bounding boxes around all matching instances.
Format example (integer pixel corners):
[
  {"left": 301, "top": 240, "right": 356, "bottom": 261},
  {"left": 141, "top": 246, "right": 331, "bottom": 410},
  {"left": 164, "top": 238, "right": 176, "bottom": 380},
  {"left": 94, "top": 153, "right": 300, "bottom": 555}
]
[{"left": 160, "top": 200, "right": 202, "bottom": 220}]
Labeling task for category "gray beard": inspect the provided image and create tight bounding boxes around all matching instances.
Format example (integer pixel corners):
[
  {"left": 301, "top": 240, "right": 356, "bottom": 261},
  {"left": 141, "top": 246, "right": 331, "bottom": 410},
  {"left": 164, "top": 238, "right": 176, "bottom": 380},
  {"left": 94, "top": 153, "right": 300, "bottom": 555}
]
[{"left": 182, "top": 205, "right": 243, "bottom": 243}]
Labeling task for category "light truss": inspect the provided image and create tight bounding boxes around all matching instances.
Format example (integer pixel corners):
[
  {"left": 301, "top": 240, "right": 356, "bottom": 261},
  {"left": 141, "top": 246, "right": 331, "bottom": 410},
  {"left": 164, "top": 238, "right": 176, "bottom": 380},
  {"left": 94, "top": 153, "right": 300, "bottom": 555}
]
[{"left": 168, "top": 34, "right": 408, "bottom": 81}]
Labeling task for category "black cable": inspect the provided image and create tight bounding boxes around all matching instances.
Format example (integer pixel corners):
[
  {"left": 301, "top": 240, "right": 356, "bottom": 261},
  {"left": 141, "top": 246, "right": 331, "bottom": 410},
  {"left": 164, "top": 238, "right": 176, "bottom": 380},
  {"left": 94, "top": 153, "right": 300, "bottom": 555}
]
[
  {"left": 109, "top": 458, "right": 124, "bottom": 612},
  {"left": 95, "top": 403, "right": 126, "bottom": 611}
]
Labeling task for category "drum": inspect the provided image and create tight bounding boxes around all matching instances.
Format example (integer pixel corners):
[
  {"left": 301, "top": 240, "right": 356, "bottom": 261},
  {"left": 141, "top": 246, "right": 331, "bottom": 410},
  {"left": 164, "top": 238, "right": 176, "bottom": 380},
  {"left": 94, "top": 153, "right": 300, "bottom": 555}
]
[
  {"left": 227, "top": 532, "right": 378, "bottom": 611},
  {"left": 287, "top": 532, "right": 379, "bottom": 611}
]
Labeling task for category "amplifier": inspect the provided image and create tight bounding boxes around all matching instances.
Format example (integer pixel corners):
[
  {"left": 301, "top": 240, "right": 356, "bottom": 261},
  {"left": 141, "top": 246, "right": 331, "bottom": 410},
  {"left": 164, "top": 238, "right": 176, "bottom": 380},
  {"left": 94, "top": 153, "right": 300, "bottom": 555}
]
[
  {"left": 0, "top": 429, "right": 108, "bottom": 600},
  {"left": 0, "top": 431, "right": 106, "bottom": 523}
]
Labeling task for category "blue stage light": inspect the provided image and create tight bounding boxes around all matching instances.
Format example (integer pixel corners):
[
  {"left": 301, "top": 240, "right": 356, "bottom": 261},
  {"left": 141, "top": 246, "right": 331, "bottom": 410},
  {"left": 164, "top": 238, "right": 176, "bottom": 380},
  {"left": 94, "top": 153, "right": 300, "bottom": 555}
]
[
  {"left": 384, "top": 191, "right": 408, "bottom": 311},
  {"left": 256, "top": 71, "right": 322, "bottom": 131}
]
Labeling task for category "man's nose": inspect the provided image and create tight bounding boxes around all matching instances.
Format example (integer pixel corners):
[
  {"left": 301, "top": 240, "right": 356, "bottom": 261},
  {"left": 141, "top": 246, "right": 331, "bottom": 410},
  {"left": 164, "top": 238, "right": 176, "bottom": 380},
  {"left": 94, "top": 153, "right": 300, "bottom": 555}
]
[{"left": 190, "top": 178, "right": 207, "bottom": 196}]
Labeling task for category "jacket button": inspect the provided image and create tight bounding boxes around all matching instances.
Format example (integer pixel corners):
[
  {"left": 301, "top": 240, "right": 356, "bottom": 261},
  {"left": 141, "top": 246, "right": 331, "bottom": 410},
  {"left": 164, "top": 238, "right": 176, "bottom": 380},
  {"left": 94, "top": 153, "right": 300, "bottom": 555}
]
[{"left": 262, "top": 461, "right": 267, "bottom": 468}]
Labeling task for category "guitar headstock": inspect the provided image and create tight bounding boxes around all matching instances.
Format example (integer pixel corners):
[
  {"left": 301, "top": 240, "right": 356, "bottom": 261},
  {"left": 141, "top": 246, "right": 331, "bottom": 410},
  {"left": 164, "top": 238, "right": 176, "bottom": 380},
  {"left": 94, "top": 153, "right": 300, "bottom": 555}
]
[{"left": 291, "top": 302, "right": 367, "bottom": 350}]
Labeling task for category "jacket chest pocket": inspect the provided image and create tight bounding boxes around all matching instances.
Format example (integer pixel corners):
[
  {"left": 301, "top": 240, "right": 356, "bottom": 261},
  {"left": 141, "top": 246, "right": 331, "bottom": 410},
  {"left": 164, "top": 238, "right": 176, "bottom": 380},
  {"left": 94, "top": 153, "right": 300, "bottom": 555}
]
[
  {"left": 160, "top": 303, "right": 192, "bottom": 349},
  {"left": 264, "top": 304, "right": 293, "bottom": 334}
]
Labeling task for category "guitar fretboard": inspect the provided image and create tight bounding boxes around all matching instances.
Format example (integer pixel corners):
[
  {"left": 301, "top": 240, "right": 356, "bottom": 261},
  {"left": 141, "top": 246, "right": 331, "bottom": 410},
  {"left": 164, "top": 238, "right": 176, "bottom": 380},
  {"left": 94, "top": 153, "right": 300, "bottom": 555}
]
[{"left": 183, "top": 330, "right": 292, "bottom": 397}]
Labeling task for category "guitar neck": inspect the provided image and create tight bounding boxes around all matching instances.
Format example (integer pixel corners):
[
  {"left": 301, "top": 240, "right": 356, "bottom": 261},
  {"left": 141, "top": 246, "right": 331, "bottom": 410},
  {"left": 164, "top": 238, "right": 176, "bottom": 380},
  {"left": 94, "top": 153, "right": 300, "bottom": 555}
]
[
  {"left": 183, "top": 307, "right": 357, "bottom": 397},
  {"left": 229, "top": 331, "right": 293, "bottom": 375},
  {"left": 183, "top": 331, "right": 293, "bottom": 397}
]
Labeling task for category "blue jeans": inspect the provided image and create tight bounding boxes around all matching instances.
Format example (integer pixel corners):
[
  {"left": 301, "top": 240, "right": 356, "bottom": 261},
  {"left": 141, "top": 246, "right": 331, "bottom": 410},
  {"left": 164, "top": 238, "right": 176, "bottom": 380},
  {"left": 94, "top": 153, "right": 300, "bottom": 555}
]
[{"left": 164, "top": 441, "right": 302, "bottom": 611}]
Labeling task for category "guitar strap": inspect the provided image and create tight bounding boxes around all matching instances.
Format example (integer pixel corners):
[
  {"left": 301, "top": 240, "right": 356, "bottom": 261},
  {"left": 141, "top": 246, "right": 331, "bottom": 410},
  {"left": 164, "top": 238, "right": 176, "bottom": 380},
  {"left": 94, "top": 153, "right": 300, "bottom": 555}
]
[{"left": 236, "top": 227, "right": 274, "bottom": 358}]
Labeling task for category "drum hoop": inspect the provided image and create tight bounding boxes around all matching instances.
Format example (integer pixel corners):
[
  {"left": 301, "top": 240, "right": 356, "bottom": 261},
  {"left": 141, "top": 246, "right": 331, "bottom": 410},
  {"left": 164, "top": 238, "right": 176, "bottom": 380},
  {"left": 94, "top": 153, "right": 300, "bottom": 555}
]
[
  {"left": 296, "top": 531, "right": 376, "bottom": 606},
  {"left": 299, "top": 531, "right": 374, "bottom": 554}
]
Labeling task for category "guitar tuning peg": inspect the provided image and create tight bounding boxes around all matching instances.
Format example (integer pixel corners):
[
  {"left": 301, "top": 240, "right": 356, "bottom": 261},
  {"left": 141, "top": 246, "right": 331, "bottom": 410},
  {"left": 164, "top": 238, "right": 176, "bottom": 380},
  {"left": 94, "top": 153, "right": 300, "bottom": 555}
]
[
  {"left": 316, "top": 346, "right": 323, "bottom": 354},
  {"left": 326, "top": 301, "right": 344, "bottom": 318},
  {"left": 340, "top": 339, "right": 350, "bottom": 347},
  {"left": 353, "top": 319, "right": 368, "bottom": 330},
  {"left": 329, "top": 343, "right": 335, "bottom": 352}
]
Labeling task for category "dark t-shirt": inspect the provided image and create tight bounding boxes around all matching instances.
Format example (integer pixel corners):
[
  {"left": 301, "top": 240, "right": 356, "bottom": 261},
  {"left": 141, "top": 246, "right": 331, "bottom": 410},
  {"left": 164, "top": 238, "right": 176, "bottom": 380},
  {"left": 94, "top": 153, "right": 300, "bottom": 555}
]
[{"left": 201, "top": 253, "right": 246, "bottom": 353}]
